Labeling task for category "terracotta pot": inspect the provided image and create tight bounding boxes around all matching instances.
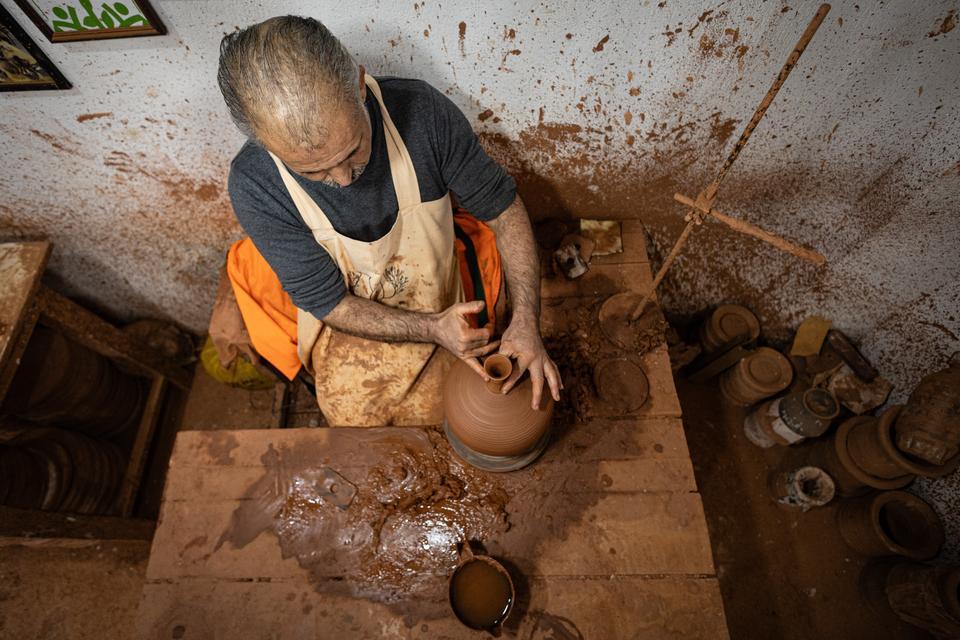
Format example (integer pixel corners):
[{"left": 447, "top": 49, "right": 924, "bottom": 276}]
[
  {"left": 860, "top": 560, "right": 960, "bottom": 637},
  {"left": 698, "top": 304, "right": 760, "bottom": 353},
  {"left": 744, "top": 388, "right": 839, "bottom": 448},
  {"left": 804, "top": 416, "right": 915, "bottom": 497},
  {"left": 719, "top": 347, "right": 794, "bottom": 406},
  {"left": 895, "top": 356, "right": 960, "bottom": 466},
  {"left": 837, "top": 490, "right": 944, "bottom": 560},
  {"left": 768, "top": 465, "right": 835, "bottom": 510},
  {"left": 449, "top": 543, "right": 515, "bottom": 636},
  {"left": 847, "top": 406, "right": 960, "bottom": 480},
  {"left": 443, "top": 355, "right": 553, "bottom": 472}
]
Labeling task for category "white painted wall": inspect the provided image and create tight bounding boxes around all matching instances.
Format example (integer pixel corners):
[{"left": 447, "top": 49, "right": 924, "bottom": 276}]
[{"left": 2, "top": 0, "right": 959, "bottom": 548}]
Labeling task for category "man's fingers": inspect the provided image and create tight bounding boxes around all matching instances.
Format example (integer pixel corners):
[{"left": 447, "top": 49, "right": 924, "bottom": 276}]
[
  {"left": 454, "top": 300, "right": 486, "bottom": 318},
  {"left": 463, "top": 340, "right": 501, "bottom": 359},
  {"left": 462, "top": 356, "right": 488, "bottom": 380},
  {"left": 501, "top": 355, "right": 531, "bottom": 395},
  {"left": 463, "top": 327, "right": 492, "bottom": 343},
  {"left": 544, "top": 359, "right": 563, "bottom": 402},
  {"left": 529, "top": 364, "right": 546, "bottom": 410}
]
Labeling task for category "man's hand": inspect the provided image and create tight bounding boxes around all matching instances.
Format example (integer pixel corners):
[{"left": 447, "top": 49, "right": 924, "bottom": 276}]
[
  {"left": 430, "top": 300, "right": 500, "bottom": 378},
  {"left": 498, "top": 315, "right": 562, "bottom": 409}
]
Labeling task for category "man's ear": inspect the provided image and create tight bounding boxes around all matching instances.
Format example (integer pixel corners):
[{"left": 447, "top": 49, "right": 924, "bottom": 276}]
[{"left": 358, "top": 65, "right": 367, "bottom": 100}]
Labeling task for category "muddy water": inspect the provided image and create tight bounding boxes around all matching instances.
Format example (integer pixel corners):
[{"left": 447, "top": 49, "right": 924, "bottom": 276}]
[
  {"left": 216, "top": 428, "right": 510, "bottom": 618},
  {"left": 450, "top": 559, "right": 513, "bottom": 630}
]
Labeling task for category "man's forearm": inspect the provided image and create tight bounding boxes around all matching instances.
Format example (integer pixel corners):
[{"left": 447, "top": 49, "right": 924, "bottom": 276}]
[
  {"left": 488, "top": 195, "right": 540, "bottom": 324},
  {"left": 322, "top": 294, "right": 436, "bottom": 343}
]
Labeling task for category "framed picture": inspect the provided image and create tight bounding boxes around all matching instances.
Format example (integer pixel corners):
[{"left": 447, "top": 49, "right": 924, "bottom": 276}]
[
  {"left": 13, "top": 0, "right": 166, "bottom": 42},
  {"left": 0, "top": 5, "right": 71, "bottom": 91}
]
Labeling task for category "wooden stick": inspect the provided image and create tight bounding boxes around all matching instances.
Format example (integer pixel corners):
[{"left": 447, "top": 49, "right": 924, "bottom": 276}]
[
  {"left": 704, "top": 3, "right": 832, "bottom": 203},
  {"left": 628, "top": 4, "right": 831, "bottom": 321},
  {"left": 673, "top": 192, "right": 827, "bottom": 266}
]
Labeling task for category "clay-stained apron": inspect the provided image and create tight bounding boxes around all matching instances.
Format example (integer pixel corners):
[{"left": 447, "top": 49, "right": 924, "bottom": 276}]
[{"left": 267, "top": 75, "right": 462, "bottom": 427}]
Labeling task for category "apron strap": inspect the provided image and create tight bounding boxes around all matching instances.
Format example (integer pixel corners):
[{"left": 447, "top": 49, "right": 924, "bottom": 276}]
[{"left": 364, "top": 75, "right": 422, "bottom": 210}]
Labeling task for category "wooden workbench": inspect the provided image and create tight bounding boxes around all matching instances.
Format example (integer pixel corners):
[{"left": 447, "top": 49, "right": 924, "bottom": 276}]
[{"left": 136, "top": 221, "right": 729, "bottom": 639}]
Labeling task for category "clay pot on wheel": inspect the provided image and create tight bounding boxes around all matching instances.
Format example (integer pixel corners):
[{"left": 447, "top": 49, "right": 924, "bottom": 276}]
[
  {"left": 837, "top": 490, "right": 944, "bottom": 560},
  {"left": 443, "top": 354, "right": 554, "bottom": 472}
]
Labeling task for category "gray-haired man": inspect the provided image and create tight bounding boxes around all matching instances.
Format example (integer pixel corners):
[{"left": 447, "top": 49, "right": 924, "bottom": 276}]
[{"left": 218, "top": 16, "right": 560, "bottom": 425}]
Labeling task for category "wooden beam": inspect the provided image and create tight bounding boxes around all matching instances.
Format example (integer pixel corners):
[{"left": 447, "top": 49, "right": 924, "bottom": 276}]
[{"left": 117, "top": 375, "right": 168, "bottom": 517}]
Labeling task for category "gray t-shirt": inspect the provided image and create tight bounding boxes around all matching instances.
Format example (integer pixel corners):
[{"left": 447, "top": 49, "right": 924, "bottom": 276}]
[{"left": 227, "top": 76, "right": 516, "bottom": 319}]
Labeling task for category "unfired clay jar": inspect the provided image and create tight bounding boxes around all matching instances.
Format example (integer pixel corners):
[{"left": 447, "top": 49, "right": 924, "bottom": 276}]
[
  {"left": 837, "top": 490, "right": 944, "bottom": 560},
  {"left": 846, "top": 406, "right": 960, "bottom": 480},
  {"left": 895, "top": 356, "right": 960, "bottom": 466},
  {"left": 443, "top": 354, "right": 554, "bottom": 459},
  {"left": 698, "top": 304, "right": 760, "bottom": 353}
]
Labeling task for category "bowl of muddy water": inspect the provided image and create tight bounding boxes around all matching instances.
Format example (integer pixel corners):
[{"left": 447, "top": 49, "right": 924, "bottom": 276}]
[{"left": 449, "top": 543, "right": 515, "bottom": 636}]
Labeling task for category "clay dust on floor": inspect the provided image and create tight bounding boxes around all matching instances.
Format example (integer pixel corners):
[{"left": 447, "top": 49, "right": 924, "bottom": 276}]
[
  {"left": 677, "top": 379, "right": 929, "bottom": 640},
  {"left": 0, "top": 540, "right": 150, "bottom": 640}
]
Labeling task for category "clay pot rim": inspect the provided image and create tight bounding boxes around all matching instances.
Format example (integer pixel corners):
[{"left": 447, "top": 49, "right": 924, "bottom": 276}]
[
  {"left": 449, "top": 553, "right": 515, "bottom": 632},
  {"left": 834, "top": 417, "right": 915, "bottom": 491},
  {"left": 711, "top": 304, "right": 761, "bottom": 340},
  {"left": 876, "top": 405, "right": 960, "bottom": 478},
  {"left": 866, "top": 490, "right": 945, "bottom": 560},
  {"left": 801, "top": 388, "right": 840, "bottom": 420}
]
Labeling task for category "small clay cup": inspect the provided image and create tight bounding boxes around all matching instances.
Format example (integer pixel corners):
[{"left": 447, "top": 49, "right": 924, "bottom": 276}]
[
  {"left": 484, "top": 354, "right": 513, "bottom": 394},
  {"left": 449, "top": 543, "right": 515, "bottom": 636}
]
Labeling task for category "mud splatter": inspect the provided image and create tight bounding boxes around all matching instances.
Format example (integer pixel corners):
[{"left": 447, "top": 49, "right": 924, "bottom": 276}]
[
  {"left": 592, "top": 35, "right": 610, "bottom": 52},
  {"left": 708, "top": 113, "right": 740, "bottom": 145},
  {"left": 927, "top": 9, "right": 956, "bottom": 38},
  {"left": 76, "top": 112, "right": 113, "bottom": 123},
  {"left": 477, "top": 109, "right": 494, "bottom": 122}
]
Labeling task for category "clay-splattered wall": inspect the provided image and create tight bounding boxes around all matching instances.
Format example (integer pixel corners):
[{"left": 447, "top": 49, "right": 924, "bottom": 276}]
[
  {"left": 2, "top": 1, "right": 958, "bottom": 528},
  {"left": 2, "top": 0, "right": 956, "bottom": 384}
]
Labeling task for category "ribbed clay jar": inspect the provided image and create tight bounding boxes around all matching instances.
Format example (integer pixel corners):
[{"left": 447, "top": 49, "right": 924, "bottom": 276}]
[{"left": 443, "top": 354, "right": 554, "bottom": 458}]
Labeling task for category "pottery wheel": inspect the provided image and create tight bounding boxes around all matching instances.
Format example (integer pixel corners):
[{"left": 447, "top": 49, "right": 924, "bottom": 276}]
[
  {"left": 593, "top": 357, "right": 649, "bottom": 415},
  {"left": 599, "top": 292, "right": 664, "bottom": 351}
]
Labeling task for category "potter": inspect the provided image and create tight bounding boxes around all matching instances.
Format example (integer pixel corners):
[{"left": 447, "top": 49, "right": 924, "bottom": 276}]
[{"left": 216, "top": 16, "right": 561, "bottom": 426}]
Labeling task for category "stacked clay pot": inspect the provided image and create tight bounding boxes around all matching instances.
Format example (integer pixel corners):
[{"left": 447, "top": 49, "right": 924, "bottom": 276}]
[
  {"left": 443, "top": 354, "right": 554, "bottom": 472},
  {"left": 837, "top": 490, "right": 944, "bottom": 560},
  {"left": 4, "top": 326, "right": 146, "bottom": 439},
  {"left": 699, "top": 304, "right": 760, "bottom": 353},
  {"left": 719, "top": 347, "right": 794, "bottom": 406}
]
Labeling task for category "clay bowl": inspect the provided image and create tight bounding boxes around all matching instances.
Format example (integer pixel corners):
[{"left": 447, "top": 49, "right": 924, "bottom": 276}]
[{"left": 443, "top": 355, "right": 553, "bottom": 458}]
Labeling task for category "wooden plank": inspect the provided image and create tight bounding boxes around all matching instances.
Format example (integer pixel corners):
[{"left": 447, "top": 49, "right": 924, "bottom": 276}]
[
  {"left": 146, "top": 490, "right": 711, "bottom": 581},
  {"left": 35, "top": 286, "right": 192, "bottom": 390},
  {"left": 136, "top": 575, "right": 728, "bottom": 640},
  {"left": 117, "top": 375, "right": 168, "bottom": 517},
  {"left": 0, "top": 241, "right": 50, "bottom": 401},
  {"left": 541, "top": 261, "right": 653, "bottom": 300}
]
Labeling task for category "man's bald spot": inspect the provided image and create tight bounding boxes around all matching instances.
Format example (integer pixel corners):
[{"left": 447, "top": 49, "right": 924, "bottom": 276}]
[{"left": 218, "top": 16, "right": 363, "bottom": 149}]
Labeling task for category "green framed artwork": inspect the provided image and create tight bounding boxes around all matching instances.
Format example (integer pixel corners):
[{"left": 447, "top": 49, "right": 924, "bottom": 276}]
[
  {"left": 0, "top": 4, "right": 71, "bottom": 91},
  {"left": 13, "top": 0, "right": 166, "bottom": 42}
]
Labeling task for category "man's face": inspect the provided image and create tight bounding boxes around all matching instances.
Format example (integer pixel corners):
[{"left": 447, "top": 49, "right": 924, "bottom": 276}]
[{"left": 261, "top": 87, "right": 373, "bottom": 188}]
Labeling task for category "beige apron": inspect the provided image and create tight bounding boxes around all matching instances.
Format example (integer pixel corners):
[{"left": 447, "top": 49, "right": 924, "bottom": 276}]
[{"left": 267, "top": 75, "right": 462, "bottom": 427}]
